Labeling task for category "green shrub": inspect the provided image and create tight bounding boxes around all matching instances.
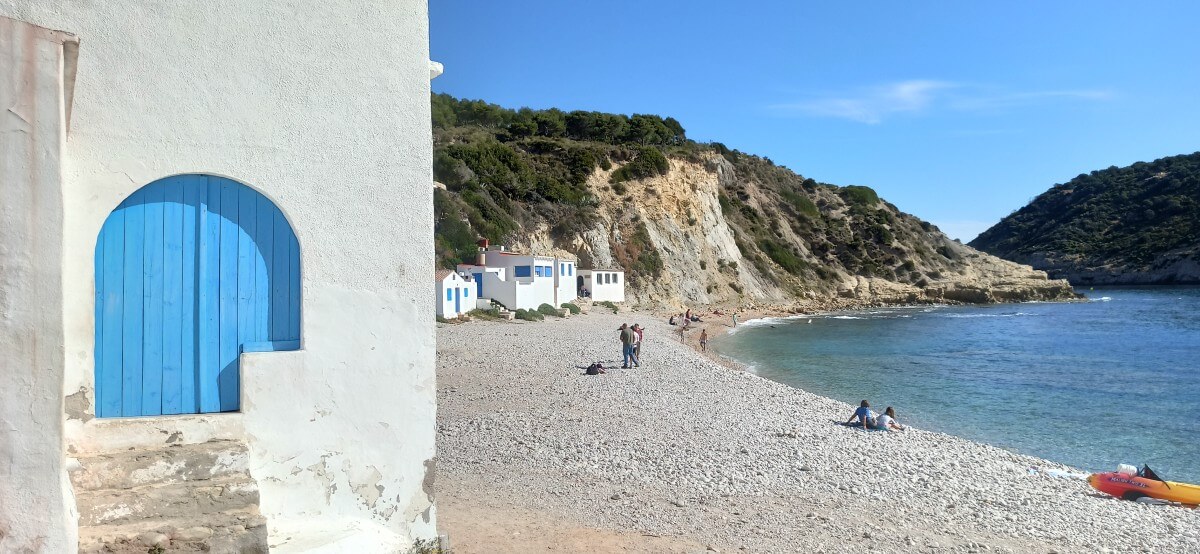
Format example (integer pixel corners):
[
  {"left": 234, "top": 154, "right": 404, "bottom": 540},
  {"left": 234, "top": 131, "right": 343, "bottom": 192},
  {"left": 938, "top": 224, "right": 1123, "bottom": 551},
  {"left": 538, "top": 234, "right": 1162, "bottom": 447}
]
[
  {"left": 515, "top": 308, "right": 544, "bottom": 321},
  {"left": 610, "top": 146, "right": 670, "bottom": 184},
  {"left": 758, "top": 238, "right": 805, "bottom": 275},
  {"left": 537, "top": 303, "right": 559, "bottom": 316},
  {"left": 436, "top": 315, "right": 449, "bottom": 324},
  {"left": 841, "top": 185, "right": 880, "bottom": 206},
  {"left": 561, "top": 302, "right": 581, "bottom": 314},
  {"left": 468, "top": 308, "right": 502, "bottom": 320},
  {"left": 598, "top": 301, "right": 619, "bottom": 314}
]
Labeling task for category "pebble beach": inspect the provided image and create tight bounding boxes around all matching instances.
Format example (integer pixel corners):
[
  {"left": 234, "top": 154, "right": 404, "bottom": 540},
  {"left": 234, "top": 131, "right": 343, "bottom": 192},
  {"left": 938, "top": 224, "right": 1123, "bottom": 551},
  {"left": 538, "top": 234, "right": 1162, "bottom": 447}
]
[{"left": 435, "top": 310, "right": 1200, "bottom": 553}]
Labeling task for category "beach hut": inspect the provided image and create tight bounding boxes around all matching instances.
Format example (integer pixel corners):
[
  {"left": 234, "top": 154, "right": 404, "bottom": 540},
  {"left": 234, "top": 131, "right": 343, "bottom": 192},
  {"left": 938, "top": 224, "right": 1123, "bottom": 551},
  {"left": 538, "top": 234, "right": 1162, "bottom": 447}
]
[
  {"left": 0, "top": 4, "right": 440, "bottom": 551},
  {"left": 437, "top": 270, "right": 475, "bottom": 318},
  {"left": 579, "top": 269, "right": 626, "bottom": 303}
]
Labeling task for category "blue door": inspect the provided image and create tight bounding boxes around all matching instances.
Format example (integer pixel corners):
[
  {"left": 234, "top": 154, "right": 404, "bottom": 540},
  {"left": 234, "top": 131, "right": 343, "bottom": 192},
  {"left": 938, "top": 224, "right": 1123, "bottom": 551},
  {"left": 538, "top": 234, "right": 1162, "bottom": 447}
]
[
  {"left": 94, "top": 175, "right": 301, "bottom": 417},
  {"left": 454, "top": 287, "right": 461, "bottom": 313},
  {"left": 473, "top": 273, "right": 483, "bottom": 296}
]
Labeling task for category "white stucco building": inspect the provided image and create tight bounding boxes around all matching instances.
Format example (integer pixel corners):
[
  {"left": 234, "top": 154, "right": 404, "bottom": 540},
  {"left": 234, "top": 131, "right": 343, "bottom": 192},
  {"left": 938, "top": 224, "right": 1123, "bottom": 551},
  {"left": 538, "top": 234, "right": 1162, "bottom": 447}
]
[
  {"left": 580, "top": 269, "right": 627, "bottom": 303},
  {"left": 436, "top": 270, "right": 474, "bottom": 318},
  {"left": 457, "top": 245, "right": 579, "bottom": 311},
  {"left": 1, "top": 3, "right": 438, "bottom": 552}
]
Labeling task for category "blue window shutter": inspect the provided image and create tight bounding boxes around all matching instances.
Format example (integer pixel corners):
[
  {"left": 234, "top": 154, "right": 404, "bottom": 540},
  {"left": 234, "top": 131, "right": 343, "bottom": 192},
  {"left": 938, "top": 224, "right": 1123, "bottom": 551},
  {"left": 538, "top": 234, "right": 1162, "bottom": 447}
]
[
  {"left": 447, "top": 289, "right": 452, "bottom": 301},
  {"left": 515, "top": 266, "right": 531, "bottom": 277}
]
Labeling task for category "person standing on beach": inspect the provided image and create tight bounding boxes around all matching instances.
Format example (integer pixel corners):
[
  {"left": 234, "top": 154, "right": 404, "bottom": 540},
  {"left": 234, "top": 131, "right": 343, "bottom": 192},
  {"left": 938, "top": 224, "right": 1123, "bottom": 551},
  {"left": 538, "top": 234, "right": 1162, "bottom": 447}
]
[
  {"left": 699, "top": 329, "right": 709, "bottom": 352},
  {"left": 732, "top": 313, "right": 738, "bottom": 327},
  {"left": 618, "top": 323, "right": 639, "bottom": 368},
  {"left": 632, "top": 323, "right": 644, "bottom": 360}
]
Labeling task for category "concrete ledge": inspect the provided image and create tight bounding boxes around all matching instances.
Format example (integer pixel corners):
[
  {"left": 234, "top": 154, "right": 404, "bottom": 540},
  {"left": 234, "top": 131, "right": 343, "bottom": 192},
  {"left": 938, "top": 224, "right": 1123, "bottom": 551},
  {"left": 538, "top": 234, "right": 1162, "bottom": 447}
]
[{"left": 69, "top": 413, "right": 246, "bottom": 454}]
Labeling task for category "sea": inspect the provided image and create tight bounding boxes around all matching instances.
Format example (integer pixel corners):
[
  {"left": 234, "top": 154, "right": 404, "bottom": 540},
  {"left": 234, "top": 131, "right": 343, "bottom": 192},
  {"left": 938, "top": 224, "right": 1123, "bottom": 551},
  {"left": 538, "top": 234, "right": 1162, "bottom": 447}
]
[{"left": 712, "top": 286, "right": 1200, "bottom": 484}]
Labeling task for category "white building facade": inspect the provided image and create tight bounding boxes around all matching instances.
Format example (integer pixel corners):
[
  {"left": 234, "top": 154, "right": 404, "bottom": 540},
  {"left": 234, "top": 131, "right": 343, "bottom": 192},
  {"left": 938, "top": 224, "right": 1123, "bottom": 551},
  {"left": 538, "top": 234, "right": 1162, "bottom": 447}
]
[
  {"left": 436, "top": 270, "right": 474, "bottom": 318},
  {"left": 0, "top": 3, "right": 438, "bottom": 551},
  {"left": 458, "top": 247, "right": 579, "bottom": 311},
  {"left": 580, "top": 269, "right": 627, "bottom": 303}
]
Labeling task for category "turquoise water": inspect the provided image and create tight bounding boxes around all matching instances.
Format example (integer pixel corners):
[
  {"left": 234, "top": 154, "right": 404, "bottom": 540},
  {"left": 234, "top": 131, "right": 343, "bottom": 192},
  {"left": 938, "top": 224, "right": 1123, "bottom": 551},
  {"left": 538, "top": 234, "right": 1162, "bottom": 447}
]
[{"left": 713, "top": 287, "right": 1200, "bottom": 483}]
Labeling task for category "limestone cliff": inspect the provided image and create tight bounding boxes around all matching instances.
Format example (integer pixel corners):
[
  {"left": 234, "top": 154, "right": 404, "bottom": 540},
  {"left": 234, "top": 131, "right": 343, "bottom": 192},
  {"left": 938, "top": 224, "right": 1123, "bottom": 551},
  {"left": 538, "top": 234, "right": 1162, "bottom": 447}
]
[{"left": 499, "top": 154, "right": 1075, "bottom": 309}]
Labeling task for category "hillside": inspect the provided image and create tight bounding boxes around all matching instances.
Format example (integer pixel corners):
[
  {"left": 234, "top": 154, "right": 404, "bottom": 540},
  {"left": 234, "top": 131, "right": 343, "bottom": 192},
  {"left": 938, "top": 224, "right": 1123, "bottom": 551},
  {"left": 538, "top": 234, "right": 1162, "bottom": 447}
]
[
  {"left": 970, "top": 152, "right": 1200, "bottom": 285},
  {"left": 432, "top": 94, "right": 1076, "bottom": 309}
]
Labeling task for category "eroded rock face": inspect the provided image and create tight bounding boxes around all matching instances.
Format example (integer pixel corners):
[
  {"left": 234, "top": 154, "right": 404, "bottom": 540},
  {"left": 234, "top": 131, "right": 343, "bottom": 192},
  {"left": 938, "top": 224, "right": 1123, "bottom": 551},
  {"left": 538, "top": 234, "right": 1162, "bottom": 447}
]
[{"left": 511, "top": 154, "right": 1078, "bottom": 309}]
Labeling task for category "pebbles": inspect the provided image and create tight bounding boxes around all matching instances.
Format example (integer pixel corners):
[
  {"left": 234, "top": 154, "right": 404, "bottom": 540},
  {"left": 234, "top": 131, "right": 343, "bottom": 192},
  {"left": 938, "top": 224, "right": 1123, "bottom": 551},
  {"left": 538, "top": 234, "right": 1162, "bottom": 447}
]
[{"left": 437, "top": 313, "right": 1200, "bottom": 552}]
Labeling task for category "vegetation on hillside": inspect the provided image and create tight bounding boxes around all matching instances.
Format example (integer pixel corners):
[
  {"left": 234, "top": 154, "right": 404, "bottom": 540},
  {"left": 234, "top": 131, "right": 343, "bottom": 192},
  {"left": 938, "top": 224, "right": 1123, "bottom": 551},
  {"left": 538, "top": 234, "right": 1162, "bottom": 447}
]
[
  {"left": 431, "top": 93, "right": 974, "bottom": 298},
  {"left": 970, "top": 152, "right": 1200, "bottom": 276}
]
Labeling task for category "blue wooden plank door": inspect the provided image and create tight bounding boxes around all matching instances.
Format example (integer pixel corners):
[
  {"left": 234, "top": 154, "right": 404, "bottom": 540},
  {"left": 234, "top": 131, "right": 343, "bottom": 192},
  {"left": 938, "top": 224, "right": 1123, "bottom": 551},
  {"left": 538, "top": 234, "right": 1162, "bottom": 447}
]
[
  {"left": 454, "top": 287, "right": 461, "bottom": 313},
  {"left": 94, "top": 175, "right": 300, "bottom": 417}
]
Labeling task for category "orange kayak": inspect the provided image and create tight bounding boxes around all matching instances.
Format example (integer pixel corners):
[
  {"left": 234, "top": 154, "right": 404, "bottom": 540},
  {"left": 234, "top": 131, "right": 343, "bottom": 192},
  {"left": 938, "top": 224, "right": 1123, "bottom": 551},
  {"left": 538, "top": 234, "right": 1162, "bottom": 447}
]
[{"left": 1088, "top": 471, "right": 1200, "bottom": 506}]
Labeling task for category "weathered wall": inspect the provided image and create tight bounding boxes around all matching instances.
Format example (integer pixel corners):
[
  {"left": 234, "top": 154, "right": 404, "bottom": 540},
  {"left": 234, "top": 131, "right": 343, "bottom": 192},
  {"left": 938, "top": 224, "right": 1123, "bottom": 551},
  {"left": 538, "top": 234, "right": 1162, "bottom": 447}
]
[
  {"left": 0, "top": 16, "right": 77, "bottom": 553},
  {"left": 0, "top": 0, "right": 437, "bottom": 547}
]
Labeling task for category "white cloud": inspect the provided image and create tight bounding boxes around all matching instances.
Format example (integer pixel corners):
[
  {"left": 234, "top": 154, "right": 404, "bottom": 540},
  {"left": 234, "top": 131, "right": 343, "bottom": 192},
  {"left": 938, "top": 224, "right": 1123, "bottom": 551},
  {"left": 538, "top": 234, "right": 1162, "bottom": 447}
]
[
  {"left": 771, "top": 80, "right": 955, "bottom": 124},
  {"left": 771, "top": 81, "right": 1112, "bottom": 124}
]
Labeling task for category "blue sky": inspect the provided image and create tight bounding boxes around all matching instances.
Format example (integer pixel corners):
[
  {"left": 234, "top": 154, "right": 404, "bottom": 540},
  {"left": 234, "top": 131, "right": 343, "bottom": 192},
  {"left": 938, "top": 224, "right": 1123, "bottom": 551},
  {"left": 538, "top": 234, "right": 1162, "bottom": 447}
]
[{"left": 430, "top": 1, "right": 1200, "bottom": 241}]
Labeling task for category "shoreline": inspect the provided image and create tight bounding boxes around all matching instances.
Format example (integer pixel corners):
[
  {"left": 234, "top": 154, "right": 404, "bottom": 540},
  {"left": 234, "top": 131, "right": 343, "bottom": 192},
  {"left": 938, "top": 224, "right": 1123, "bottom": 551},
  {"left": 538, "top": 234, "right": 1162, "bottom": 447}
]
[{"left": 434, "top": 310, "right": 1199, "bottom": 553}]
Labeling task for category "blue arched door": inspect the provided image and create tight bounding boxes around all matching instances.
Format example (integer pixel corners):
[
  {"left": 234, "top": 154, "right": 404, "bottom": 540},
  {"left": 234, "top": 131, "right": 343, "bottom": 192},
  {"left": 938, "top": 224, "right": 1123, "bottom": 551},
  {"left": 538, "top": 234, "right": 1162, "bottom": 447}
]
[{"left": 94, "top": 175, "right": 300, "bottom": 417}]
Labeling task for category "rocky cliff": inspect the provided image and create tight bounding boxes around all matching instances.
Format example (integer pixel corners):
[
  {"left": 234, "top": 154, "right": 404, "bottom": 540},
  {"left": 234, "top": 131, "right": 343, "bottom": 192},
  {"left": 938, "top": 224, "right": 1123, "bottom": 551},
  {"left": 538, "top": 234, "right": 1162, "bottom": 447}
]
[
  {"left": 431, "top": 95, "right": 1077, "bottom": 310},
  {"left": 500, "top": 155, "right": 1074, "bottom": 309},
  {"left": 970, "top": 152, "right": 1200, "bottom": 285}
]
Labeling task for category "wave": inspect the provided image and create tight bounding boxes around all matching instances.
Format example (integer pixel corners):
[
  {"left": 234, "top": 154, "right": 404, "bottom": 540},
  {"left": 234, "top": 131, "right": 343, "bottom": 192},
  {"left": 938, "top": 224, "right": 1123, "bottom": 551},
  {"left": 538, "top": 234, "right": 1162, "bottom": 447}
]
[
  {"left": 1096, "top": 296, "right": 1112, "bottom": 302},
  {"left": 941, "top": 312, "right": 1034, "bottom": 319}
]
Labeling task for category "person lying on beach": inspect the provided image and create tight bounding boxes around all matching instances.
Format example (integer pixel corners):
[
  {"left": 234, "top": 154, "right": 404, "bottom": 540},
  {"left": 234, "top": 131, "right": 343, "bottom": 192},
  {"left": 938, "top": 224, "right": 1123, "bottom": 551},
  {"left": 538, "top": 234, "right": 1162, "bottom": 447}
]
[
  {"left": 875, "top": 407, "right": 905, "bottom": 431},
  {"left": 846, "top": 400, "right": 877, "bottom": 430}
]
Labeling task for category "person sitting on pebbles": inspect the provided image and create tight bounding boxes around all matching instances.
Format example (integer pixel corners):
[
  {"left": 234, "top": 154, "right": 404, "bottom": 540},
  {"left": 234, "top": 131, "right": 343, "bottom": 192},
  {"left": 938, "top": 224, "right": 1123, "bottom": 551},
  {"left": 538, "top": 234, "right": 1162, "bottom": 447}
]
[
  {"left": 846, "top": 400, "right": 877, "bottom": 430},
  {"left": 875, "top": 406, "right": 905, "bottom": 431}
]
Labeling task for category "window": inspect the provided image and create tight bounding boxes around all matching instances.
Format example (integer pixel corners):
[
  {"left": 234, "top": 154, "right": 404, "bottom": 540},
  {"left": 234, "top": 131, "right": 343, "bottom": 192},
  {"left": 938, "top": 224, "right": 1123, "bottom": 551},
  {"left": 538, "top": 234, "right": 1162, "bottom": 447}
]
[
  {"left": 533, "top": 266, "right": 543, "bottom": 277},
  {"left": 614, "top": 274, "right": 620, "bottom": 283},
  {"left": 446, "top": 289, "right": 452, "bottom": 301},
  {"left": 568, "top": 265, "right": 573, "bottom": 276},
  {"left": 604, "top": 273, "right": 611, "bottom": 284},
  {"left": 463, "top": 288, "right": 469, "bottom": 297},
  {"left": 515, "top": 265, "right": 531, "bottom": 277},
  {"left": 560, "top": 263, "right": 565, "bottom": 275},
  {"left": 542, "top": 265, "right": 552, "bottom": 276}
]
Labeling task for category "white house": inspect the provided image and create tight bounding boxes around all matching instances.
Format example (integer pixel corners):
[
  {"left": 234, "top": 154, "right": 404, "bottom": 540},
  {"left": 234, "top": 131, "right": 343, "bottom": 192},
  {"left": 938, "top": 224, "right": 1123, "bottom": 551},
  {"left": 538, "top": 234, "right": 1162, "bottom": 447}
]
[
  {"left": 458, "top": 245, "right": 578, "bottom": 311},
  {"left": 436, "top": 270, "right": 475, "bottom": 318},
  {"left": 580, "top": 269, "right": 627, "bottom": 303},
  {"left": 0, "top": 4, "right": 438, "bottom": 552}
]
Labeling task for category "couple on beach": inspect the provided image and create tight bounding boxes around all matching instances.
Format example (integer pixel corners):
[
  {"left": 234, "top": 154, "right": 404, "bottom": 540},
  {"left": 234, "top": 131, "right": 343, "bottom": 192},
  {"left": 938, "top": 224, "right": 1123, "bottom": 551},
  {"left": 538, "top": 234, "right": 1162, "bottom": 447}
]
[
  {"left": 847, "top": 400, "right": 904, "bottom": 431},
  {"left": 618, "top": 323, "right": 643, "bottom": 368}
]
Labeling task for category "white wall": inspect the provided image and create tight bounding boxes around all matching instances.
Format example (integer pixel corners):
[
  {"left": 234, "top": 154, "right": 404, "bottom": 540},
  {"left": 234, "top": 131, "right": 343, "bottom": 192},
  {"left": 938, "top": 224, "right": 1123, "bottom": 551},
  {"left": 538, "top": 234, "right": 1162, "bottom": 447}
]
[
  {"left": 583, "top": 271, "right": 626, "bottom": 303},
  {"left": 0, "top": 1, "right": 437, "bottom": 547},
  {"left": 436, "top": 275, "right": 473, "bottom": 318},
  {"left": 553, "top": 258, "right": 578, "bottom": 307},
  {"left": 466, "top": 258, "right": 557, "bottom": 310},
  {"left": 0, "top": 17, "right": 78, "bottom": 553}
]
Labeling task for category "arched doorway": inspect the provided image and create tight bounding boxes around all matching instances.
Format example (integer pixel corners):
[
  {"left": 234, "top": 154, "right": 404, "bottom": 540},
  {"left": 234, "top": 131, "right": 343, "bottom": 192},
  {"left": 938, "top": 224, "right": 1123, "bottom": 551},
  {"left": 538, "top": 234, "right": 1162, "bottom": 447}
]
[{"left": 94, "top": 175, "right": 300, "bottom": 417}]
